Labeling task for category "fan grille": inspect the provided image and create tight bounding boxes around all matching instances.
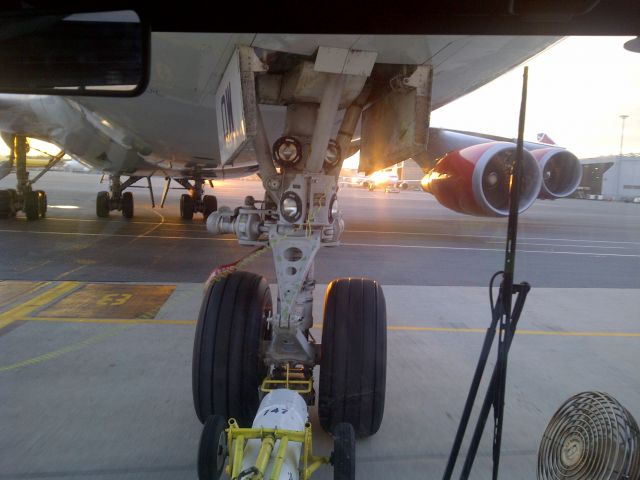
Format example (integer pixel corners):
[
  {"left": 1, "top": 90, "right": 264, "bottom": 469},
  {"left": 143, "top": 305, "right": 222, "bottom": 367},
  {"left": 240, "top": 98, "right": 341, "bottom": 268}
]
[{"left": 538, "top": 391, "right": 640, "bottom": 480}]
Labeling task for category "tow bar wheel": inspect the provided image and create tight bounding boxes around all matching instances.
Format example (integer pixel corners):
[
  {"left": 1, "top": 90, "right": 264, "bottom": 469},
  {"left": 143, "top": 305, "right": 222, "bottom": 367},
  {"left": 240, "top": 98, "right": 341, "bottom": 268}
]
[
  {"left": 319, "top": 278, "right": 387, "bottom": 438},
  {"left": 198, "top": 414, "right": 228, "bottom": 480},
  {"left": 192, "top": 271, "right": 272, "bottom": 426}
]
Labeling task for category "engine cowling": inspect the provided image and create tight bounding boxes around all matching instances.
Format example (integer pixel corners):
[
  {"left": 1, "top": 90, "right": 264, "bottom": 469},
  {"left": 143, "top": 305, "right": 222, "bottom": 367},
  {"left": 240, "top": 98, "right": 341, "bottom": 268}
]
[
  {"left": 530, "top": 147, "right": 582, "bottom": 199},
  {"left": 421, "top": 142, "right": 542, "bottom": 217}
]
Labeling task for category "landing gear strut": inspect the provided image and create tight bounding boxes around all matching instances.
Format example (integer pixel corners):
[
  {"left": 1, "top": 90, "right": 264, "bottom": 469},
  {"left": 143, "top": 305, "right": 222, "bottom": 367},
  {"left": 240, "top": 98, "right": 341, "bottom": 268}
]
[
  {"left": 0, "top": 135, "right": 50, "bottom": 220},
  {"left": 192, "top": 45, "right": 429, "bottom": 478}
]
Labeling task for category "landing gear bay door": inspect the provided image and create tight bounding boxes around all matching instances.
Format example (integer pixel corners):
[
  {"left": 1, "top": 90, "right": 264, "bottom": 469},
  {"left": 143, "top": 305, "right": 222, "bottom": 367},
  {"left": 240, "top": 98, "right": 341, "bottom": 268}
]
[
  {"left": 215, "top": 46, "right": 266, "bottom": 166},
  {"left": 360, "top": 65, "right": 433, "bottom": 174}
]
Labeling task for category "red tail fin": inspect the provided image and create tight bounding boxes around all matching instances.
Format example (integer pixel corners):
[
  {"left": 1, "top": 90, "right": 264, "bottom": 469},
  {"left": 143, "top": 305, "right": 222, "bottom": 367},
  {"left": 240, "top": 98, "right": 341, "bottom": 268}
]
[{"left": 536, "top": 133, "right": 556, "bottom": 145}]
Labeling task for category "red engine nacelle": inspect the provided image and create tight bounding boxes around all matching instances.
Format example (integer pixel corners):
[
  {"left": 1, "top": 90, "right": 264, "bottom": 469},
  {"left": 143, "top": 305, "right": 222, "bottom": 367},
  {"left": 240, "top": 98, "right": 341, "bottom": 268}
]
[
  {"left": 421, "top": 142, "right": 542, "bottom": 217},
  {"left": 530, "top": 147, "right": 582, "bottom": 199}
]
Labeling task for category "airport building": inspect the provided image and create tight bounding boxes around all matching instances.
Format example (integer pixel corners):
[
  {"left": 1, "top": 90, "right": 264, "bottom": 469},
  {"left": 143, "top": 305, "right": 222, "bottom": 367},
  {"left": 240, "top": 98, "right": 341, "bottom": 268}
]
[
  {"left": 579, "top": 153, "right": 640, "bottom": 201},
  {"left": 396, "top": 159, "right": 425, "bottom": 182}
]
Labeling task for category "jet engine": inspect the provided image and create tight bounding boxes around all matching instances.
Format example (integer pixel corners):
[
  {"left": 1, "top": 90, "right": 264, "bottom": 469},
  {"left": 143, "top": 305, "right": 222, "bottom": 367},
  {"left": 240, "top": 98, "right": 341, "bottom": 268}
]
[
  {"left": 421, "top": 142, "right": 542, "bottom": 217},
  {"left": 530, "top": 147, "right": 582, "bottom": 199}
]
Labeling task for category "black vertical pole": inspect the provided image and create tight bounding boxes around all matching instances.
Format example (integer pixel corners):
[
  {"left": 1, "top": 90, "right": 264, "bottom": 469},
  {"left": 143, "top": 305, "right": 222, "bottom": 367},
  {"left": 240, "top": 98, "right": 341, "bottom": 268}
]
[
  {"left": 441, "top": 68, "right": 531, "bottom": 480},
  {"left": 492, "top": 66, "right": 529, "bottom": 480}
]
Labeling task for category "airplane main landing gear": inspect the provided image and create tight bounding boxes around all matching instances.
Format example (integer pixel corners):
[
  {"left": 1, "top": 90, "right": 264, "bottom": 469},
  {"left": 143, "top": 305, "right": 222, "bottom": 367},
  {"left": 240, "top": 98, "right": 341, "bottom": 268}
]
[
  {"left": 0, "top": 136, "right": 50, "bottom": 220},
  {"left": 96, "top": 175, "right": 143, "bottom": 219},
  {"left": 174, "top": 177, "right": 217, "bottom": 220}
]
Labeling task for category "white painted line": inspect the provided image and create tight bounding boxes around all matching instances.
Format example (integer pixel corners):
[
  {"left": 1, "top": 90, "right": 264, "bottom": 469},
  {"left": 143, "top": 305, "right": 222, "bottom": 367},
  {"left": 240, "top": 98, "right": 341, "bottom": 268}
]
[
  {"left": 28, "top": 220, "right": 640, "bottom": 246},
  {"left": 0, "top": 229, "right": 235, "bottom": 242},
  {"left": 42, "top": 217, "right": 194, "bottom": 227},
  {"left": 341, "top": 242, "right": 640, "bottom": 258},
  {"left": 347, "top": 229, "right": 640, "bottom": 246},
  {"left": 485, "top": 241, "right": 626, "bottom": 249}
]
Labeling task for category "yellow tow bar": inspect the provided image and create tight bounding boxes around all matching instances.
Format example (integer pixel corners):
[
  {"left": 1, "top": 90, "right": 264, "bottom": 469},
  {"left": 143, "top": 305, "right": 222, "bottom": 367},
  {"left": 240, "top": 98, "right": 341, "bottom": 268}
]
[{"left": 224, "top": 418, "right": 330, "bottom": 480}]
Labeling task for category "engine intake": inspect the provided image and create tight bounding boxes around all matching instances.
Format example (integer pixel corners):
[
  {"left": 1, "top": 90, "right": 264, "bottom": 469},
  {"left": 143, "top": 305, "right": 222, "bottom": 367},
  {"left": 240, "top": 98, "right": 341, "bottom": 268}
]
[
  {"left": 421, "top": 142, "right": 542, "bottom": 217},
  {"left": 531, "top": 147, "right": 582, "bottom": 199}
]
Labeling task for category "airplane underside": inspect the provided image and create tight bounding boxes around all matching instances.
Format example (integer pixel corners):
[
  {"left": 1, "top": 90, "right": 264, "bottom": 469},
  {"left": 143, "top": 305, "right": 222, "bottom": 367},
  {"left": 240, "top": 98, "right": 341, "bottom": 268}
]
[
  {"left": 0, "top": 34, "right": 566, "bottom": 221},
  {"left": 0, "top": 34, "right": 585, "bottom": 478}
]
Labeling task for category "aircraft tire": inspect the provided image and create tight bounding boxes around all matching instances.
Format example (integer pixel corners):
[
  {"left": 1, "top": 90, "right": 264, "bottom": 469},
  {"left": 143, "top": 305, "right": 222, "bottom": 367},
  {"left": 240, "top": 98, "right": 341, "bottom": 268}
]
[
  {"left": 319, "top": 277, "right": 387, "bottom": 438},
  {"left": 7, "top": 190, "right": 17, "bottom": 217},
  {"left": 36, "top": 190, "right": 47, "bottom": 218},
  {"left": 0, "top": 190, "right": 13, "bottom": 218},
  {"left": 24, "top": 191, "right": 40, "bottom": 221},
  {"left": 180, "top": 193, "right": 194, "bottom": 220},
  {"left": 96, "top": 191, "right": 110, "bottom": 217},
  {"left": 121, "top": 191, "right": 134, "bottom": 218},
  {"left": 197, "top": 414, "right": 227, "bottom": 480},
  {"left": 332, "top": 422, "right": 356, "bottom": 480},
  {"left": 203, "top": 195, "right": 217, "bottom": 219},
  {"left": 192, "top": 271, "right": 272, "bottom": 425}
]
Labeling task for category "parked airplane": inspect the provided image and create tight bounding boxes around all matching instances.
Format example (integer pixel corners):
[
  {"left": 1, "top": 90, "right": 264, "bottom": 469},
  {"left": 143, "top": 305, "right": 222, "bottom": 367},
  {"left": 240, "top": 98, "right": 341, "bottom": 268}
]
[
  {"left": 0, "top": 25, "right": 573, "bottom": 418},
  {"left": 0, "top": 7, "right": 621, "bottom": 477}
]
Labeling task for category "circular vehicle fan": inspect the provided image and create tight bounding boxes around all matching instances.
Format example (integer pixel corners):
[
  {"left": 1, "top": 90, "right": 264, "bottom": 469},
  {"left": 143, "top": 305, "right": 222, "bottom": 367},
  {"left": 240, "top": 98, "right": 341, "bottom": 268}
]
[{"left": 538, "top": 391, "right": 640, "bottom": 480}]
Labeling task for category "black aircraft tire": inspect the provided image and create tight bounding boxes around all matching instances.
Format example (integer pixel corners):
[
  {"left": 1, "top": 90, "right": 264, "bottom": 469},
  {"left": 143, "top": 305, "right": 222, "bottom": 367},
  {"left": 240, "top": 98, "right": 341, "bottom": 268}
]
[
  {"left": 96, "top": 191, "right": 110, "bottom": 218},
  {"left": 121, "top": 192, "right": 134, "bottom": 218},
  {"left": 332, "top": 422, "right": 356, "bottom": 480},
  {"left": 180, "top": 194, "right": 194, "bottom": 220},
  {"left": 0, "top": 190, "right": 12, "bottom": 219},
  {"left": 7, "top": 190, "right": 17, "bottom": 217},
  {"left": 36, "top": 190, "right": 47, "bottom": 218},
  {"left": 319, "top": 277, "right": 387, "bottom": 438},
  {"left": 24, "top": 191, "right": 39, "bottom": 221},
  {"left": 203, "top": 195, "right": 217, "bottom": 219},
  {"left": 192, "top": 271, "right": 272, "bottom": 425},
  {"left": 197, "top": 414, "right": 228, "bottom": 480}
]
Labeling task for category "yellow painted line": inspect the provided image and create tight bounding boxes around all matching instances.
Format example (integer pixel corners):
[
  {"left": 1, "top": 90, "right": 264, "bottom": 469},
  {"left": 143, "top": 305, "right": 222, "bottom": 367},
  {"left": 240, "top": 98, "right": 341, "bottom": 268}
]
[
  {"left": 0, "top": 327, "right": 127, "bottom": 373},
  {"left": 129, "top": 208, "right": 166, "bottom": 243},
  {"left": 311, "top": 324, "right": 640, "bottom": 338},
  {"left": 515, "top": 329, "right": 640, "bottom": 338},
  {"left": 0, "top": 282, "right": 80, "bottom": 330},
  {"left": 54, "top": 264, "right": 88, "bottom": 280},
  {"left": 0, "top": 281, "right": 51, "bottom": 307},
  {"left": 4, "top": 314, "right": 638, "bottom": 338},
  {"left": 24, "top": 316, "right": 196, "bottom": 326}
]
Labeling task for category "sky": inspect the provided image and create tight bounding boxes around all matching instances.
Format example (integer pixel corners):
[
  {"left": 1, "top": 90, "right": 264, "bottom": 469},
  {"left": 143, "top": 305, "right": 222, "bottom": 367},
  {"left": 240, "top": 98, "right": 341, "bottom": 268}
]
[
  {"left": 430, "top": 36, "right": 640, "bottom": 159},
  {"left": 344, "top": 35, "right": 639, "bottom": 169},
  {"left": 2, "top": 36, "right": 638, "bottom": 167}
]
